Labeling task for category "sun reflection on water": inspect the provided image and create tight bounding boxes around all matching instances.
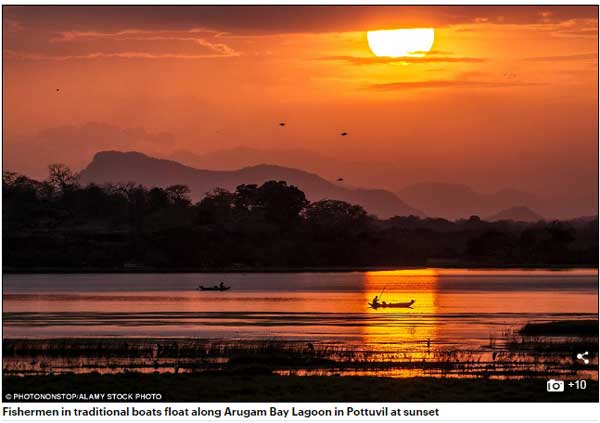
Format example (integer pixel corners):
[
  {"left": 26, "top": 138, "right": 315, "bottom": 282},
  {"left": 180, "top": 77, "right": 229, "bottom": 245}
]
[{"left": 360, "top": 269, "right": 441, "bottom": 376}]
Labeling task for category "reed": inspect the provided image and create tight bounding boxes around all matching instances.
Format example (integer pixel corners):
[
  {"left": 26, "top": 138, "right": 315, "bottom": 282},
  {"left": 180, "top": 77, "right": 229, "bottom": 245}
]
[{"left": 4, "top": 336, "right": 595, "bottom": 380}]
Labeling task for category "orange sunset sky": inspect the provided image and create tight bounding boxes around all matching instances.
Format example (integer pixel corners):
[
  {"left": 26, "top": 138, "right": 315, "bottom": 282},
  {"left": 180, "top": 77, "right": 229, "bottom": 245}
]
[{"left": 2, "top": 6, "right": 598, "bottom": 215}]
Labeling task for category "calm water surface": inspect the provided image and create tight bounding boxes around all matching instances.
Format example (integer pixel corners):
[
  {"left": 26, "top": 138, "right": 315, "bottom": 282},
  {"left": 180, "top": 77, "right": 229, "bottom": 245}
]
[{"left": 4, "top": 269, "right": 597, "bottom": 351}]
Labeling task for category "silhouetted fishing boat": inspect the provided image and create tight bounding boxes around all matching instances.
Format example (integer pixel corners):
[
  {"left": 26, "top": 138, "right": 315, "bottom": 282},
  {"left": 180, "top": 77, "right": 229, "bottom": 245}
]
[
  {"left": 369, "top": 299, "right": 415, "bottom": 309},
  {"left": 197, "top": 285, "right": 231, "bottom": 291}
]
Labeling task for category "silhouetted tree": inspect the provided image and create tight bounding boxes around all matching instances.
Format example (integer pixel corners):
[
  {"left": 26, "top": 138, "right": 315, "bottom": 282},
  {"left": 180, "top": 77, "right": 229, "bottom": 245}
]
[
  {"left": 305, "top": 200, "right": 369, "bottom": 234},
  {"left": 47, "top": 164, "right": 78, "bottom": 193},
  {"left": 196, "top": 188, "right": 235, "bottom": 225},
  {"left": 2, "top": 171, "right": 597, "bottom": 269},
  {"left": 257, "top": 180, "right": 308, "bottom": 227},
  {"left": 166, "top": 184, "right": 192, "bottom": 207}
]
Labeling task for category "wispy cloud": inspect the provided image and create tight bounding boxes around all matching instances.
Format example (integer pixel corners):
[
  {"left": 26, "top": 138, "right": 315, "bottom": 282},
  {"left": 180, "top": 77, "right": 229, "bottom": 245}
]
[
  {"left": 47, "top": 28, "right": 239, "bottom": 58},
  {"left": 321, "top": 55, "right": 486, "bottom": 65},
  {"left": 405, "top": 50, "right": 453, "bottom": 56},
  {"left": 4, "top": 49, "right": 238, "bottom": 61},
  {"left": 524, "top": 52, "right": 598, "bottom": 62},
  {"left": 3, "top": 16, "right": 24, "bottom": 31},
  {"left": 547, "top": 18, "right": 599, "bottom": 38},
  {"left": 50, "top": 28, "right": 226, "bottom": 42},
  {"left": 370, "top": 79, "right": 545, "bottom": 90},
  {"left": 556, "top": 28, "right": 598, "bottom": 37},
  {"left": 4, "top": 27, "right": 240, "bottom": 61},
  {"left": 5, "top": 6, "right": 597, "bottom": 36}
]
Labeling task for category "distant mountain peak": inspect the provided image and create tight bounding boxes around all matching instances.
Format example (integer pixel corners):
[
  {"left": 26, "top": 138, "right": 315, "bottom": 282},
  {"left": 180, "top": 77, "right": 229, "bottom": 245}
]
[
  {"left": 240, "top": 163, "right": 307, "bottom": 172},
  {"left": 405, "top": 181, "right": 474, "bottom": 192},
  {"left": 79, "top": 150, "right": 423, "bottom": 218},
  {"left": 398, "top": 182, "right": 544, "bottom": 220},
  {"left": 486, "top": 206, "right": 543, "bottom": 222},
  {"left": 94, "top": 150, "right": 148, "bottom": 159}
]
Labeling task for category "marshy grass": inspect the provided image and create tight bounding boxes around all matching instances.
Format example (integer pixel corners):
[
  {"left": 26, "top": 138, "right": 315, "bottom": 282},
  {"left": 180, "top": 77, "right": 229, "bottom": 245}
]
[
  {"left": 3, "top": 333, "right": 596, "bottom": 380},
  {"left": 519, "top": 320, "right": 598, "bottom": 337},
  {"left": 504, "top": 319, "right": 598, "bottom": 356}
]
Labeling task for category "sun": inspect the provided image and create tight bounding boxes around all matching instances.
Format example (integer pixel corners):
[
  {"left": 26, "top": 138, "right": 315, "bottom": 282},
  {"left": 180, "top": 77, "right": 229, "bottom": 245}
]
[{"left": 367, "top": 28, "right": 435, "bottom": 58}]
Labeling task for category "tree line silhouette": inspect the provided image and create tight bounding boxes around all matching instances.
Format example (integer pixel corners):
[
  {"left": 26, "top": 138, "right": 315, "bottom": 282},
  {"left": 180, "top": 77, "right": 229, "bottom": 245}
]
[{"left": 3, "top": 165, "right": 597, "bottom": 270}]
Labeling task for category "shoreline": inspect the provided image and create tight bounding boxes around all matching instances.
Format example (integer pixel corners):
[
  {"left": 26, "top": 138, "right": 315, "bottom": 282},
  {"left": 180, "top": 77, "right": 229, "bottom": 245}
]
[{"left": 3, "top": 264, "right": 598, "bottom": 274}]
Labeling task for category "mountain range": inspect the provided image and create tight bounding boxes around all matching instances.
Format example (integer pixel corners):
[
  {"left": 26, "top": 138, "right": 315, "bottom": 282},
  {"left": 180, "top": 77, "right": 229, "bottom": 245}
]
[
  {"left": 77, "top": 151, "right": 594, "bottom": 221},
  {"left": 79, "top": 151, "right": 423, "bottom": 219},
  {"left": 163, "top": 146, "right": 594, "bottom": 219},
  {"left": 397, "top": 183, "right": 545, "bottom": 221},
  {"left": 485, "top": 206, "right": 543, "bottom": 222}
]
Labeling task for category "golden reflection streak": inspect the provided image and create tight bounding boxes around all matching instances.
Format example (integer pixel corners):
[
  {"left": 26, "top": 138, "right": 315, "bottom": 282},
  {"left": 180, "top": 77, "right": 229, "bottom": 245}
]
[{"left": 361, "top": 269, "right": 440, "bottom": 376}]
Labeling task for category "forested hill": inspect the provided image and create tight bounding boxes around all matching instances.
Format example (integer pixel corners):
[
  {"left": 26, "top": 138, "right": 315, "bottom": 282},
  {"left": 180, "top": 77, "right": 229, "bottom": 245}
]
[{"left": 78, "top": 151, "right": 423, "bottom": 219}]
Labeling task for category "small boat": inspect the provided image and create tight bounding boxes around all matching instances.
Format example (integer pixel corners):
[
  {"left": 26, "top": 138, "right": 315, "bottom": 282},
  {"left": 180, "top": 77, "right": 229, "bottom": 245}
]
[
  {"left": 197, "top": 285, "right": 231, "bottom": 291},
  {"left": 369, "top": 299, "right": 415, "bottom": 309}
]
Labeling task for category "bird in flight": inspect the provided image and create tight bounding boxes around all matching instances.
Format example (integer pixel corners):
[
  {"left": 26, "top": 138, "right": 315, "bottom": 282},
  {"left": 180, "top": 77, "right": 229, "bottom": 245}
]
[
  {"left": 279, "top": 122, "right": 286, "bottom": 127},
  {"left": 340, "top": 132, "right": 348, "bottom": 136},
  {"left": 337, "top": 178, "right": 344, "bottom": 182}
]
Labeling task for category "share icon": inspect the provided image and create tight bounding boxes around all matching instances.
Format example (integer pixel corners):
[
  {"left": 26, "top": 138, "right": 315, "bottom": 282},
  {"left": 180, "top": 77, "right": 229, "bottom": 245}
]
[{"left": 576, "top": 351, "right": 589, "bottom": 365}]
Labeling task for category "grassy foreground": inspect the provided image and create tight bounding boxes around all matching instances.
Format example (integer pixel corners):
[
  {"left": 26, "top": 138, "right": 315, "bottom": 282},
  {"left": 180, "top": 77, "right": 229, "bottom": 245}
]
[{"left": 4, "top": 373, "right": 598, "bottom": 402}]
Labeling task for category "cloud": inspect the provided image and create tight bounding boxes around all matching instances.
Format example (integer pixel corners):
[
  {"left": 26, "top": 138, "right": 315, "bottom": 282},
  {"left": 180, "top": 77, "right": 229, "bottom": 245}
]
[
  {"left": 4, "top": 6, "right": 595, "bottom": 64},
  {"left": 546, "top": 18, "right": 599, "bottom": 38},
  {"left": 370, "top": 79, "right": 545, "bottom": 90},
  {"left": 49, "top": 28, "right": 237, "bottom": 57},
  {"left": 49, "top": 28, "right": 223, "bottom": 42},
  {"left": 3, "top": 16, "right": 24, "bottom": 31},
  {"left": 321, "top": 55, "right": 486, "bottom": 65},
  {"left": 4, "top": 49, "right": 238, "bottom": 61},
  {"left": 407, "top": 50, "right": 454, "bottom": 55},
  {"left": 524, "top": 52, "right": 598, "bottom": 62},
  {"left": 4, "top": 6, "right": 597, "bottom": 36},
  {"left": 557, "top": 28, "right": 598, "bottom": 37},
  {"left": 4, "top": 27, "right": 240, "bottom": 61}
]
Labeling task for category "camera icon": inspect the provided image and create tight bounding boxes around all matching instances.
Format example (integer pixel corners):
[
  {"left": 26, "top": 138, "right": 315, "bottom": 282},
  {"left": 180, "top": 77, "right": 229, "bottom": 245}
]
[{"left": 547, "top": 379, "right": 565, "bottom": 392}]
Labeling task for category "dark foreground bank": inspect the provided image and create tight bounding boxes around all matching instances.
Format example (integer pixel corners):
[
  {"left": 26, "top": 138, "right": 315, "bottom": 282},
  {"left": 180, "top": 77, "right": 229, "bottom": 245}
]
[{"left": 3, "top": 373, "right": 598, "bottom": 402}]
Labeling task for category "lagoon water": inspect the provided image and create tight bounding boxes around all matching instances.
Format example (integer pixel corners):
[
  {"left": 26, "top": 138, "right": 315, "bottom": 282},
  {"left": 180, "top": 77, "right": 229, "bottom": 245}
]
[{"left": 3, "top": 269, "right": 597, "bottom": 352}]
